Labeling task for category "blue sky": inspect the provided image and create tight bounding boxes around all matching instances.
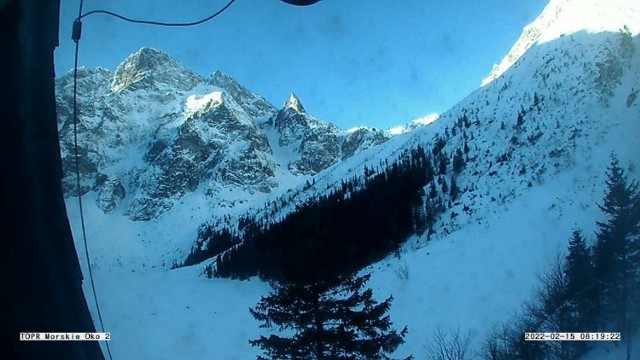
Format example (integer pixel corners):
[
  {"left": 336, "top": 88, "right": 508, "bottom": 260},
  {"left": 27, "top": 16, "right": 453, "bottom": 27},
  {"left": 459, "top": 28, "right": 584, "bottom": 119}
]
[{"left": 56, "top": 0, "right": 548, "bottom": 130}]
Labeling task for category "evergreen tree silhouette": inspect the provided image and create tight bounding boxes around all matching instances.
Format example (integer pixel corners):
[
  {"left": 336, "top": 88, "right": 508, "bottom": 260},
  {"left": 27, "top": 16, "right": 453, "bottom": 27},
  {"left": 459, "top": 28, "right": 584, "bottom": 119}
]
[
  {"left": 592, "top": 155, "right": 640, "bottom": 358},
  {"left": 250, "top": 273, "right": 411, "bottom": 360},
  {"left": 563, "top": 228, "right": 597, "bottom": 357}
]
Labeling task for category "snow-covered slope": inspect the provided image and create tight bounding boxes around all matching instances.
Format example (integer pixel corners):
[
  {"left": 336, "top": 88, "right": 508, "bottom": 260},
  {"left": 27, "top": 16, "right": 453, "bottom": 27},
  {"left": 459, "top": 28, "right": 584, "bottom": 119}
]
[
  {"left": 64, "top": 0, "right": 640, "bottom": 358},
  {"left": 232, "top": 27, "right": 639, "bottom": 251},
  {"left": 482, "top": 0, "right": 639, "bottom": 86}
]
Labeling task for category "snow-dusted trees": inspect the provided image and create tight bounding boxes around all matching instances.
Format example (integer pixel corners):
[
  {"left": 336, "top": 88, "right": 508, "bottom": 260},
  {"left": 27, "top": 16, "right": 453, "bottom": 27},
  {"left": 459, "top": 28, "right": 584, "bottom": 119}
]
[
  {"left": 249, "top": 273, "right": 410, "bottom": 360},
  {"left": 480, "top": 256, "right": 587, "bottom": 360}
]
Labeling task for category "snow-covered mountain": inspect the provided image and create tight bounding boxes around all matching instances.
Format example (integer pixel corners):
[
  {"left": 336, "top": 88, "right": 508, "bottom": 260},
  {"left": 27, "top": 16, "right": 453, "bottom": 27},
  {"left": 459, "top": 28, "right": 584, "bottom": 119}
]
[
  {"left": 56, "top": 48, "right": 390, "bottom": 221},
  {"left": 482, "top": 0, "right": 639, "bottom": 86},
  {"left": 60, "top": 0, "right": 640, "bottom": 358}
]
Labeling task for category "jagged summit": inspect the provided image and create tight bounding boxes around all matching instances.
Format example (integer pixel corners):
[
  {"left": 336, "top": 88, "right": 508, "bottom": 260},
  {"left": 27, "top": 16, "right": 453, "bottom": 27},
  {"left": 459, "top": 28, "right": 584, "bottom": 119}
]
[
  {"left": 284, "top": 93, "right": 306, "bottom": 113},
  {"left": 111, "top": 47, "right": 202, "bottom": 93},
  {"left": 207, "top": 70, "right": 277, "bottom": 118},
  {"left": 207, "top": 70, "right": 242, "bottom": 89},
  {"left": 482, "top": 0, "right": 640, "bottom": 86}
]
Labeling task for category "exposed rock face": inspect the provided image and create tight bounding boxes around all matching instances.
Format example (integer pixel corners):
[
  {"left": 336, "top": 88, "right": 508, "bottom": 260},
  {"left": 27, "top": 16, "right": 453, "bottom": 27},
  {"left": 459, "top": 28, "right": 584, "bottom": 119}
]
[
  {"left": 290, "top": 126, "right": 341, "bottom": 174},
  {"left": 273, "top": 93, "right": 319, "bottom": 147},
  {"left": 111, "top": 47, "right": 202, "bottom": 94},
  {"left": 341, "top": 127, "right": 389, "bottom": 160},
  {"left": 56, "top": 48, "right": 390, "bottom": 221},
  {"left": 283, "top": 92, "right": 305, "bottom": 113},
  {"left": 127, "top": 92, "right": 276, "bottom": 221},
  {"left": 56, "top": 67, "right": 113, "bottom": 197},
  {"left": 267, "top": 93, "right": 390, "bottom": 175},
  {"left": 97, "top": 177, "right": 126, "bottom": 213},
  {"left": 206, "top": 71, "right": 276, "bottom": 118}
]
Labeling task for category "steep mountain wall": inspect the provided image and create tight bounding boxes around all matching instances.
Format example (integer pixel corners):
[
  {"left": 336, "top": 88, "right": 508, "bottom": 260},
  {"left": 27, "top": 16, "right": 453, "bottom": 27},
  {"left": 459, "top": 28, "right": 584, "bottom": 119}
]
[{"left": 56, "top": 50, "right": 390, "bottom": 221}]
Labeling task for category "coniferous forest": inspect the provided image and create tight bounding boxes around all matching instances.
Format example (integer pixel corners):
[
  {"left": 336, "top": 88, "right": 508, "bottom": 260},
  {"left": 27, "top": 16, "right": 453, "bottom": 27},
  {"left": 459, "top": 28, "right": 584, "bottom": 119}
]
[
  {"left": 212, "top": 146, "right": 435, "bottom": 283},
  {"left": 181, "top": 116, "right": 482, "bottom": 284},
  {"left": 183, "top": 116, "right": 476, "bottom": 282}
]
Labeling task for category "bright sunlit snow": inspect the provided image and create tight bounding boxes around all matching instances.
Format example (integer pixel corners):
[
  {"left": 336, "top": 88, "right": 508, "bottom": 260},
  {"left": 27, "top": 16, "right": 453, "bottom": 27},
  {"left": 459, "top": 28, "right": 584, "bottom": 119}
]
[{"left": 482, "top": 0, "right": 640, "bottom": 86}]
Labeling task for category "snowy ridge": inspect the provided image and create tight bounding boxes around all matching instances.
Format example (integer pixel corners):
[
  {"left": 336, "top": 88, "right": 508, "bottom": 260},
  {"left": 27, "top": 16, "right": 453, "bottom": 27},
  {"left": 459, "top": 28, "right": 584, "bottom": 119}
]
[
  {"left": 482, "top": 0, "right": 640, "bottom": 86},
  {"left": 388, "top": 113, "right": 440, "bottom": 135},
  {"left": 184, "top": 91, "right": 223, "bottom": 116},
  {"left": 111, "top": 47, "right": 202, "bottom": 93},
  {"left": 206, "top": 70, "right": 276, "bottom": 119}
]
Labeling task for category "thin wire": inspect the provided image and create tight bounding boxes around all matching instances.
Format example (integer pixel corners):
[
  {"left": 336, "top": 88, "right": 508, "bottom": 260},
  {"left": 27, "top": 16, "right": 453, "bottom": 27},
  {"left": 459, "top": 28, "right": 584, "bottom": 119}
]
[
  {"left": 77, "top": 0, "right": 237, "bottom": 27},
  {"left": 71, "top": 2, "right": 238, "bottom": 359},
  {"left": 76, "top": 0, "right": 83, "bottom": 18},
  {"left": 73, "top": 1, "right": 113, "bottom": 359}
]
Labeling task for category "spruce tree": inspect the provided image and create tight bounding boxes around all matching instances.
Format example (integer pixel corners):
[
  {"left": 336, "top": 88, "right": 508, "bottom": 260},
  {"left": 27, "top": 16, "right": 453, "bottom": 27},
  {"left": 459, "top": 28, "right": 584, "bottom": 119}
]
[
  {"left": 592, "top": 155, "right": 640, "bottom": 358},
  {"left": 515, "top": 108, "right": 525, "bottom": 128},
  {"left": 564, "top": 229, "right": 597, "bottom": 330},
  {"left": 424, "top": 200, "right": 435, "bottom": 236},
  {"left": 437, "top": 153, "right": 448, "bottom": 175},
  {"left": 449, "top": 176, "right": 459, "bottom": 200},
  {"left": 563, "top": 229, "right": 597, "bottom": 358},
  {"left": 249, "top": 273, "right": 410, "bottom": 360},
  {"left": 429, "top": 181, "right": 438, "bottom": 200},
  {"left": 413, "top": 206, "right": 427, "bottom": 236},
  {"left": 452, "top": 148, "right": 465, "bottom": 174}
]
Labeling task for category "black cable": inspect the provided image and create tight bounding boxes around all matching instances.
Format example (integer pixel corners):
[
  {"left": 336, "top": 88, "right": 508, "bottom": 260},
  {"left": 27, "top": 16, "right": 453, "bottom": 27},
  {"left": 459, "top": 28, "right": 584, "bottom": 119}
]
[
  {"left": 77, "top": 0, "right": 237, "bottom": 27},
  {"left": 73, "top": 1, "right": 114, "bottom": 359},
  {"left": 70, "top": 2, "right": 239, "bottom": 359}
]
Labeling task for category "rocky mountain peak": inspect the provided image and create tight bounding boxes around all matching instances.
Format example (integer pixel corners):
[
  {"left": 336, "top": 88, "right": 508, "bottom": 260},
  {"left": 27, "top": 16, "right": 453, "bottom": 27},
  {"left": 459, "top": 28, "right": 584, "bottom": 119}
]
[
  {"left": 284, "top": 93, "right": 306, "bottom": 113},
  {"left": 56, "top": 48, "right": 392, "bottom": 221},
  {"left": 208, "top": 70, "right": 235, "bottom": 86},
  {"left": 111, "top": 47, "right": 202, "bottom": 93},
  {"left": 206, "top": 70, "right": 277, "bottom": 118},
  {"left": 272, "top": 93, "right": 322, "bottom": 147}
]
